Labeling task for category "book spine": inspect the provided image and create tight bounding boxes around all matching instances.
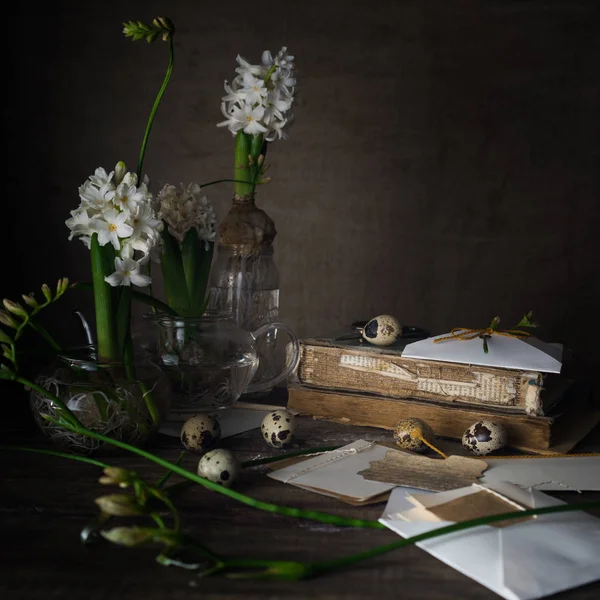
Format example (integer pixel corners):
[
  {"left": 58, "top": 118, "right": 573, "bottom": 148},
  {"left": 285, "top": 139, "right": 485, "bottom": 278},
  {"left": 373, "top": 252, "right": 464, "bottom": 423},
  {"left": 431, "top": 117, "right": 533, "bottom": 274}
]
[
  {"left": 287, "top": 384, "right": 552, "bottom": 452},
  {"left": 296, "top": 343, "right": 544, "bottom": 415}
]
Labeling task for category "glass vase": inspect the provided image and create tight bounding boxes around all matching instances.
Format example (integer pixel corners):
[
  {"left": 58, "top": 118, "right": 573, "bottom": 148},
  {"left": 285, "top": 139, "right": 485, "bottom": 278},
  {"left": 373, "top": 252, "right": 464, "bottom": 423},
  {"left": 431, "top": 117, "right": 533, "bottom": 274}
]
[
  {"left": 30, "top": 346, "right": 171, "bottom": 454},
  {"left": 207, "top": 193, "right": 288, "bottom": 396},
  {"left": 147, "top": 310, "right": 300, "bottom": 420}
]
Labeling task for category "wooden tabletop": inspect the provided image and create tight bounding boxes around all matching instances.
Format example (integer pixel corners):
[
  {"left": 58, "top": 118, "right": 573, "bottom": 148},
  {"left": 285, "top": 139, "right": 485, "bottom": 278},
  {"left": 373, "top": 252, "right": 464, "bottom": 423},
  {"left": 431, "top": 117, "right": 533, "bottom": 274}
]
[{"left": 2, "top": 392, "right": 600, "bottom": 600}]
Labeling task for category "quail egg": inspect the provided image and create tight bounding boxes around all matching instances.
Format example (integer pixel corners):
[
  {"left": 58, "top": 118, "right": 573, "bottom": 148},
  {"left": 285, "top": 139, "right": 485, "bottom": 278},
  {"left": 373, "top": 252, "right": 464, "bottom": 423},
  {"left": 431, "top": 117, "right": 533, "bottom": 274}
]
[
  {"left": 197, "top": 449, "right": 240, "bottom": 488},
  {"left": 180, "top": 414, "right": 221, "bottom": 453},
  {"left": 462, "top": 420, "right": 508, "bottom": 456},
  {"left": 261, "top": 409, "right": 297, "bottom": 448},
  {"left": 361, "top": 315, "right": 402, "bottom": 346},
  {"left": 393, "top": 417, "right": 436, "bottom": 453}
]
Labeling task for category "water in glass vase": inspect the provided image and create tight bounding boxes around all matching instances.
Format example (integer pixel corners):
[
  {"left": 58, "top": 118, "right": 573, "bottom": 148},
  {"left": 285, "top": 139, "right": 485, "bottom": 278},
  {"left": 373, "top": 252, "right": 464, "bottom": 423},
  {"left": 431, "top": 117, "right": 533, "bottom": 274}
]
[{"left": 162, "top": 356, "right": 259, "bottom": 420}]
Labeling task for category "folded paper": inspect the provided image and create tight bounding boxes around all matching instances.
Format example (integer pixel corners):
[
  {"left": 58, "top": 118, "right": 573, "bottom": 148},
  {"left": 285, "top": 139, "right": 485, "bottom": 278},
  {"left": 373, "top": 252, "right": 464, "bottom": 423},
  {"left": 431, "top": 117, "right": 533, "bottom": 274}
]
[
  {"left": 267, "top": 440, "right": 403, "bottom": 505},
  {"left": 380, "top": 482, "right": 600, "bottom": 600},
  {"left": 402, "top": 334, "right": 563, "bottom": 373}
]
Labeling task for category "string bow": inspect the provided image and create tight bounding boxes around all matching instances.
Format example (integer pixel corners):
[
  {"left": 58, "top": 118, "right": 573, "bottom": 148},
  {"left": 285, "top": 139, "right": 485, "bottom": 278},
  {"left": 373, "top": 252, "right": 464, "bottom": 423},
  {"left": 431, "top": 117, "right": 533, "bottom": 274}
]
[{"left": 433, "top": 313, "right": 537, "bottom": 354}]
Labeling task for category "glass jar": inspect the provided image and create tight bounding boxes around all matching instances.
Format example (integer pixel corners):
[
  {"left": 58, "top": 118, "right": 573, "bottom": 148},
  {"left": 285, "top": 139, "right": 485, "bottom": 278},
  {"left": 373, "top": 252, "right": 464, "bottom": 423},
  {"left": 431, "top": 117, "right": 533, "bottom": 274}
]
[
  {"left": 148, "top": 310, "right": 299, "bottom": 420},
  {"left": 30, "top": 346, "right": 171, "bottom": 454}
]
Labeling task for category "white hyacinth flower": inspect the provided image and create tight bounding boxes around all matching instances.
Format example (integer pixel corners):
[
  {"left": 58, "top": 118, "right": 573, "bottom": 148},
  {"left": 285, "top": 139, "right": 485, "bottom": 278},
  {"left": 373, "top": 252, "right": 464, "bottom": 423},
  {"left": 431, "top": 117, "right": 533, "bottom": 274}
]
[
  {"left": 157, "top": 182, "right": 216, "bottom": 247},
  {"left": 217, "top": 46, "right": 296, "bottom": 140},
  {"left": 67, "top": 162, "right": 163, "bottom": 287},
  {"left": 104, "top": 257, "right": 151, "bottom": 287},
  {"left": 94, "top": 209, "right": 134, "bottom": 250}
]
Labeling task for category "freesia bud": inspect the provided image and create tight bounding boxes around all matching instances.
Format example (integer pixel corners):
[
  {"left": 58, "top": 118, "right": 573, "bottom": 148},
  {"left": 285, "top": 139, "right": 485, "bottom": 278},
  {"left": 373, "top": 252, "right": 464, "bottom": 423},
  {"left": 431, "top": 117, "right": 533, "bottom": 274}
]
[
  {"left": 99, "top": 467, "right": 136, "bottom": 487},
  {"left": 22, "top": 294, "right": 38, "bottom": 308},
  {"left": 0, "top": 310, "right": 19, "bottom": 328},
  {"left": 257, "top": 177, "right": 272, "bottom": 185},
  {"left": 0, "top": 329, "right": 13, "bottom": 344},
  {"left": 247, "top": 154, "right": 255, "bottom": 166},
  {"left": 2, "top": 300, "right": 28, "bottom": 319},
  {"left": 95, "top": 494, "right": 145, "bottom": 517},
  {"left": 257, "top": 154, "right": 264, "bottom": 166},
  {"left": 101, "top": 526, "right": 156, "bottom": 547},
  {"left": 41, "top": 284, "right": 52, "bottom": 302}
]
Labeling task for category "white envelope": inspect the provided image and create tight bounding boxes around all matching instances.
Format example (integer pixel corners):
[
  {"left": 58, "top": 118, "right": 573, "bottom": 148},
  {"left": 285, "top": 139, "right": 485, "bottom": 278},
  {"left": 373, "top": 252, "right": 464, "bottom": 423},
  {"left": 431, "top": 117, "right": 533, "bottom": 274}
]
[
  {"left": 379, "top": 482, "right": 600, "bottom": 600},
  {"left": 402, "top": 334, "right": 563, "bottom": 373}
]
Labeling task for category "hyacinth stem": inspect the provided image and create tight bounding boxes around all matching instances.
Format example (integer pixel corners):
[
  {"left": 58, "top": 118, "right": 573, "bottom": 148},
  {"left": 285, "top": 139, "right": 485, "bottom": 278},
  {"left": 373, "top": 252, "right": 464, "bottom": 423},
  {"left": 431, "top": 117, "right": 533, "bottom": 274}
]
[
  {"left": 234, "top": 131, "right": 254, "bottom": 197},
  {"left": 90, "top": 235, "right": 119, "bottom": 361},
  {"left": 136, "top": 35, "right": 175, "bottom": 181}
]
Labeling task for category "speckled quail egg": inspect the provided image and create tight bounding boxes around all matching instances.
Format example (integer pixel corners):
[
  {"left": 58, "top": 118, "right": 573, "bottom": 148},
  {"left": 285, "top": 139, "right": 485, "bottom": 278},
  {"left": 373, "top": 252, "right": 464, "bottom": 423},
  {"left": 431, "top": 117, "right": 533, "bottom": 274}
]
[
  {"left": 361, "top": 315, "right": 402, "bottom": 346},
  {"left": 197, "top": 449, "right": 240, "bottom": 488},
  {"left": 393, "top": 417, "right": 436, "bottom": 453},
  {"left": 180, "top": 414, "right": 221, "bottom": 453},
  {"left": 462, "top": 420, "right": 508, "bottom": 456},
  {"left": 261, "top": 409, "right": 297, "bottom": 448}
]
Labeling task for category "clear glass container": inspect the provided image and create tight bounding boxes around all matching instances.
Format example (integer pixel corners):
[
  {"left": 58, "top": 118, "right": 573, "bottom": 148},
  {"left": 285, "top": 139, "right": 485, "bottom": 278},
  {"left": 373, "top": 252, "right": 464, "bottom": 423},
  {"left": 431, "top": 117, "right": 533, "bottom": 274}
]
[
  {"left": 148, "top": 310, "right": 299, "bottom": 420},
  {"left": 208, "top": 245, "right": 288, "bottom": 395},
  {"left": 30, "top": 346, "right": 171, "bottom": 455}
]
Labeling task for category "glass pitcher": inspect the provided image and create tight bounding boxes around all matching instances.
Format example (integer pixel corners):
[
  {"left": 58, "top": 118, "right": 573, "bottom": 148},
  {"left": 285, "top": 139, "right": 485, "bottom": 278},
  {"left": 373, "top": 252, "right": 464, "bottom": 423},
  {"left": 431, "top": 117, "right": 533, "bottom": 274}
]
[{"left": 148, "top": 310, "right": 300, "bottom": 420}]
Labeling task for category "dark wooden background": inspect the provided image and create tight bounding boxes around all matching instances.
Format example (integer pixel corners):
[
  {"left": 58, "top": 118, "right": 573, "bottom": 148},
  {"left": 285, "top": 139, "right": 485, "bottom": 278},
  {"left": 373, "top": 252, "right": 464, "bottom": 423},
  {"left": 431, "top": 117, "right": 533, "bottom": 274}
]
[{"left": 2, "top": 4, "right": 599, "bottom": 414}]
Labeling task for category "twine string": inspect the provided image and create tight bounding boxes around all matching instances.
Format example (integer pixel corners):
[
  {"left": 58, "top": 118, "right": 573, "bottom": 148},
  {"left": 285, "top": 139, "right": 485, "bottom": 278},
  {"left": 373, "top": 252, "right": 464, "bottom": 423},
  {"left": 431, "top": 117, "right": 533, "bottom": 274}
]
[
  {"left": 434, "top": 327, "right": 531, "bottom": 344},
  {"left": 409, "top": 430, "right": 448, "bottom": 459}
]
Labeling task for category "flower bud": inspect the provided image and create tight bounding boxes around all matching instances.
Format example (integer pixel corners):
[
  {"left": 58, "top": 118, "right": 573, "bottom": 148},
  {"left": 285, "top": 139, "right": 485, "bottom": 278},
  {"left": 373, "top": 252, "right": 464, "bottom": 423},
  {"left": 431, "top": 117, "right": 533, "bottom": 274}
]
[
  {"left": 99, "top": 467, "right": 136, "bottom": 488},
  {"left": 114, "top": 161, "right": 127, "bottom": 185},
  {"left": 257, "top": 177, "right": 272, "bottom": 185},
  {"left": 95, "top": 494, "right": 145, "bottom": 517},
  {"left": 22, "top": 294, "right": 39, "bottom": 308},
  {"left": 0, "top": 329, "right": 13, "bottom": 344},
  {"left": 2, "top": 300, "right": 28, "bottom": 319},
  {"left": 257, "top": 154, "right": 265, "bottom": 166},
  {"left": 0, "top": 310, "right": 19, "bottom": 329},
  {"left": 41, "top": 284, "right": 52, "bottom": 302},
  {"left": 101, "top": 526, "right": 157, "bottom": 547}
]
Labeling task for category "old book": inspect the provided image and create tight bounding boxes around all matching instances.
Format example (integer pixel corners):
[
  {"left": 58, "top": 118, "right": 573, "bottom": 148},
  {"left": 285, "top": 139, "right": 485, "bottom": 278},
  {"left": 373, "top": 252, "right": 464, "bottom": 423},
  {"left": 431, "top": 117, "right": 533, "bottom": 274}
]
[
  {"left": 287, "top": 382, "right": 600, "bottom": 455},
  {"left": 293, "top": 336, "right": 561, "bottom": 416}
]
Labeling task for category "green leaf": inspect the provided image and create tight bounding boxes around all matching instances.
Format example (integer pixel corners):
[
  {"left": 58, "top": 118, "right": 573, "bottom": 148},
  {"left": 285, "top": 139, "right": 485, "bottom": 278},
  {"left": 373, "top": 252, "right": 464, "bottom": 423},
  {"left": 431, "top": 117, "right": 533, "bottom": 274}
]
[
  {"left": 160, "top": 229, "right": 190, "bottom": 316},
  {"left": 515, "top": 310, "right": 538, "bottom": 328},
  {"left": 116, "top": 286, "right": 132, "bottom": 357},
  {"left": 181, "top": 231, "right": 214, "bottom": 316}
]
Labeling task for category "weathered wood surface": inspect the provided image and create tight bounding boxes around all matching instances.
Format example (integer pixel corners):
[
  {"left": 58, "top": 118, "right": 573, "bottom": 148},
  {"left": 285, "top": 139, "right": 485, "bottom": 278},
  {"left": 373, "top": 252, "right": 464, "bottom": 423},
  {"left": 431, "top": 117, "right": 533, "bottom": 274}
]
[{"left": 2, "top": 392, "right": 600, "bottom": 600}]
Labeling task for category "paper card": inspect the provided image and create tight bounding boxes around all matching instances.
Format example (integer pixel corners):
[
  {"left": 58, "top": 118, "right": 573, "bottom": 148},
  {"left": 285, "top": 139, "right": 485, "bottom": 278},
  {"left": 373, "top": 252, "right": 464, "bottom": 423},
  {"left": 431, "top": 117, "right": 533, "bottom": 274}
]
[
  {"left": 267, "top": 440, "right": 406, "bottom": 504},
  {"left": 402, "top": 334, "right": 563, "bottom": 373},
  {"left": 481, "top": 455, "right": 600, "bottom": 491},
  {"left": 159, "top": 405, "right": 282, "bottom": 438},
  {"left": 357, "top": 452, "right": 488, "bottom": 492},
  {"left": 411, "top": 487, "right": 531, "bottom": 529}
]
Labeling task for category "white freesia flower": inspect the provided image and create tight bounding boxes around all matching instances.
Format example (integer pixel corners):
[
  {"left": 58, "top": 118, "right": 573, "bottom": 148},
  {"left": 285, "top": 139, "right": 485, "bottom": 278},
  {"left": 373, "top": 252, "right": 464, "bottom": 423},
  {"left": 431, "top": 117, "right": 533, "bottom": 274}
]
[
  {"left": 104, "top": 256, "right": 151, "bottom": 287},
  {"left": 157, "top": 182, "right": 216, "bottom": 247},
  {"left": 67, "top": 162, "right": 163, "bottom": 287},
  {"left": 217, "top": 46, "right": 295, "bottom": 140}
]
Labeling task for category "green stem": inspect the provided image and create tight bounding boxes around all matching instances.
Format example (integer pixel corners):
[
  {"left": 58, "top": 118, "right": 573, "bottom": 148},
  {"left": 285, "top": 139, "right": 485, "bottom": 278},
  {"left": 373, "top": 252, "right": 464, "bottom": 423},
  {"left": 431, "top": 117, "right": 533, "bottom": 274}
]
[
  {"left": 309, "top": 501, "right": 600, "bottom": 577},
  {"left": 0, "top": 444, "right": 109, "bottom": 468},
  {"left": 28, "top": 319, "right": 62, "bottom": 351},
  {"left": 15, "top": 425, "right": 384, "bottom": 530},
  {"left": 198, "top": 178, "right": 262, "bottom": 189},
  {"left": 234, "top": 132, "right": 254, "bottom": 197},
  {"left": 90, "top": 235, "right": 119, "bottom": 361},
  {"left": 136, "top": 36, "right": 174, "bottom": 180},
  {"left": 12, "top": 376, "right": 83, "bottom": 429}
]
